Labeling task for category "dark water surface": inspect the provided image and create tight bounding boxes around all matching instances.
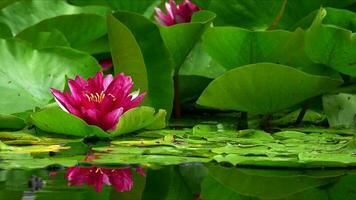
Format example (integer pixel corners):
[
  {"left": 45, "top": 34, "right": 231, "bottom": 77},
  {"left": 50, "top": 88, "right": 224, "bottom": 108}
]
[{"left": 1, "top": 163, "right": 356, "bottom": 200}]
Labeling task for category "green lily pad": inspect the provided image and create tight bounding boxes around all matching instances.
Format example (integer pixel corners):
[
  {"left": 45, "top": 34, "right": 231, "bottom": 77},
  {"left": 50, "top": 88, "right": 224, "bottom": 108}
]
[
  {"left": 159, "top": 11, "right": 216, "bottom": 71},
  {"left": 107, "top": 0, "right": 160, "bottom": 18},
  {"left": 0, "top": 22, "right": 11, "bottom": 38},
  {"left": 202, "top": 26, "right": 341, "bottom": 78},
  {"left": 179, "top": 41, "right": 225, "bottom": 79},
  {"left": 30, "top": 106, "right": 166, "bottom": 138},
  {"left": 305, "top": 8, "right": 356, "bottom": 76},
  {"left": 0, "top": 38, "right": 100, "bottom": 114},
  {"left": 206, "top": 0, "right": 355, "bottom": 30},
  {"left": 0, "top": 114, "right": 26, "bottom": 130},
  {"left": 205, "top": 164, "right": 340, "bottom": 199},
  {"left": 16, "top": 29, "right": 70, "bottom": 49},
  {"left": 107, "top": 12, "right": 174, "bottom": 116},
  {"left": 323, "top": 93, "right": 356, "bottom": 129},
  {"left": 17, "top": 14, "right": 107, "bottom": 50},
  {"left": 0, "top": 0, "right": 110, "bottom": 35},
  {"left": 197, "top": 63, "right": 342, "bottom": 114}
]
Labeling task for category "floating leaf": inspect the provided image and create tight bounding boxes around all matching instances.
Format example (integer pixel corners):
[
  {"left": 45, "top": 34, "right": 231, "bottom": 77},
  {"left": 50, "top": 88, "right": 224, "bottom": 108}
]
[
  {"left": 0, "top": 114, "right": 26, "bottom": 130},
  {"left": 30, "top": 106, "right": 166, "bottom": 138}
]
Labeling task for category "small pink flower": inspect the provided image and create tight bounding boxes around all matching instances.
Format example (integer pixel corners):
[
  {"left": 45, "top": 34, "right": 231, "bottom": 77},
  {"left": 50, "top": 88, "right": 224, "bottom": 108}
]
[
  {"left": 155, "top": 0, "right": 200, "bottom": 26},
  {"left": 50, "top": 72, "right": 145, "bottom": 131},
  {"left": 99, "top": 58, "right": 113, "bottom": 70},
  {"left": 65, "top": 166, "right": 143, "bottom": 192}
]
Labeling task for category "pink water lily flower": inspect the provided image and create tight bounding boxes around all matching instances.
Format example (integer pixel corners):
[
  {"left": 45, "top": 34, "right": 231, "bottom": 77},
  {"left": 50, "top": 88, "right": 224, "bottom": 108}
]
[
  {"left": 50, "top": 72, "right": 145, "bottom": 131},
  {"left": 99, "top": 58, "right": 113, "bottom": 70},
  {"left": 66, "top": 166, "right": 145, "bottom": 192},
  {"left": 155, "top": 0, "right": 200, "bottom": 26}
]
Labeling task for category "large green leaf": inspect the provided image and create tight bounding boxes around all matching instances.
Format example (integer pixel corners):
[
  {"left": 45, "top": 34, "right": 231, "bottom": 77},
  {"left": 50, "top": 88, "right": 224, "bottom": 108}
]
[
  {"left": 107, "top": 0, "right": 160, "bottom": 18},
  {"left": 159, "top": 11, "right": 216, "bottom": 71},
  {"left": 16, "top": 30, "right": 70, "bottom": 49},
  {"left": 206, "top": 164, "right": 341, "bottom": 199},
  {"left": 0, "top": 39, "right": 100, "bottom": 114},
  {"left": 202, "top": 26, "right": 341, "bottom": 78},
  {"left": 0, "top": 0, "right": 110, "bottom": 35},
  {"left": 142, "top": 166, "right": 195, "bottom": 200},
  {"left": 107, "top": 12, "right": 174, "bottom": 116},
  {"left": 206, "top": 0, "right": 356, "bottom": 30},
  {"left": 201, "top": 175, "right": 252, "bottom": 200},
  {"left": 197, "top": 63, "right": 342, "bottom": 114},
  {"left": 323, "top": 93, "right": 356, "bottom": 129},
  {"left": 305, "top": 8, "right": 356, "bottom": 76},
  {"left": 30, "top": 106, "right": 166, "bottom": 138},
  {"left": 179, "top": 41, "right": 225, "bottom": 79},
  {"left": 0, "top": 114, "right": 25, "bottom": 130},
  {"left": 0, "top": 22, "right": 11, "bottom": 38},
  {"left": 291, "top": 7, "right": 356, "bottom": 31},
  {"left": 17, "top": 14, "right": 107, "bottom": 50}
]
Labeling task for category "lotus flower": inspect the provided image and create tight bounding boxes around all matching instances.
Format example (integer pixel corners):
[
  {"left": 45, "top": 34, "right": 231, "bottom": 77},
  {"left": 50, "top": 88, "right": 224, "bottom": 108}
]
[
  {"left": 155, "top": 0, "right": 200, "bottom": 26},
  {"left": 99, "top": 58, "right": 113, "bottom": 70},
  {"left": 50, "top": 72, "right": 145, "bottom": 131},
  {"left": 66, "top": 166, "right": 145, "bottom": 192}
]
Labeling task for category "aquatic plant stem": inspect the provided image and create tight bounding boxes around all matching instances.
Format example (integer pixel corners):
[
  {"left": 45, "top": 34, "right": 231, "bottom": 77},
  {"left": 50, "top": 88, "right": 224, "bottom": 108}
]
[
  {"left": 267, "top": 0, "right": 287, "bottom": 30},
  {"left": 295, "top": 100, "right": 310, "bottom": 125},
  {"left": 173, "top": 75, "right": 182, "bottom": 118},
  {"left": 261, "top": 114, "right": 273, "bottom": 130},
  {"left": 237, "top": 112, "right": 248, "bottom": 130}
]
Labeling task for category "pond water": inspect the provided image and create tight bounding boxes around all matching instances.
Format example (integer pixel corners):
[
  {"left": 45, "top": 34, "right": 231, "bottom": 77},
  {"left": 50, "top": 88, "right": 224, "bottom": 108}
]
[
  {"left": 1, "top": 164, "right": 356, "bottom": 200},
  {"left": 1, "top": 121, "right": 356, "bottom": 199}
]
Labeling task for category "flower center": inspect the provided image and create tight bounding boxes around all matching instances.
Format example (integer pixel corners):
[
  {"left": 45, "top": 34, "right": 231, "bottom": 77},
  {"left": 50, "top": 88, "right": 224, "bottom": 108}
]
[
  {"left": 85, "top": 91, "right": 105, "bottom": 103},
  {"left": 85, "top": 91, "right": 116, "bottom": 103},
  {"left": 95, "top": 168, "right": 104, "bottom": 174}
]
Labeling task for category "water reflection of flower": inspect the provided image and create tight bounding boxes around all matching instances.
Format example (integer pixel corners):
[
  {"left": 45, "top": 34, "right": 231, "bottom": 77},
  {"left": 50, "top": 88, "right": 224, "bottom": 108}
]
[{"left": 65, "top": 166, "right": 145, "bottom": 192}]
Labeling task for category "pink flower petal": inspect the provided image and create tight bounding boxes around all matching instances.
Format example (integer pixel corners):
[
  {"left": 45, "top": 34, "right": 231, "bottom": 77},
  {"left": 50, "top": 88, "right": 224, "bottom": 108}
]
[
  {"left": 103, "top": 74, "right": 113, "bottom": 91},
  {"left": 68, "top": 79, "right": 84, "bottom": 102},
  {"left": 103, "top": 107, "right": 123, "bottom": 131},
  {"left": 74, "top": 75, "right": 87, "bottom": 88},
  {"left": 154, "top": 0, "right": 200, "bottom": 26},
  {"left": 50, "top": 88, "right": 81, "bottom": 117},
  {"left": 51, "top": 71, "right": 144, "bottom": 131},
  {"left": 99, "top": 58, "right": 113, "bottom": 70}
]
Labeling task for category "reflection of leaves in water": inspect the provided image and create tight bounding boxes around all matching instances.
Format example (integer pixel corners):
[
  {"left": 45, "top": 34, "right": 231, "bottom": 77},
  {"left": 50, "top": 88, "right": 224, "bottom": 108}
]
[{"left": 202, "top": 164, "right": 356, "bottom": 199}]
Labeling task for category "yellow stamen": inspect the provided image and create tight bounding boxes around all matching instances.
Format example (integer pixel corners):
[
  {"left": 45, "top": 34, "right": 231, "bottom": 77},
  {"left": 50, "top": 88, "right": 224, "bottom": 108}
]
[
  {"left": 108, "top": 93, "right": 116, "bottom": 101},
  {"left": 85, "top": 91, "right": 106, "bottom": 103},
  {"left": 95, "top": 168, "right": 103, "bottom": 174}
]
